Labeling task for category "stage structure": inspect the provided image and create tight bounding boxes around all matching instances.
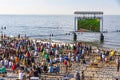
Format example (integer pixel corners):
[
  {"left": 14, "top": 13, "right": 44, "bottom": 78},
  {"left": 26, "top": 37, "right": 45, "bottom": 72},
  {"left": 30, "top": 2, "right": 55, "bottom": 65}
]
[{"left": 74, "top": 11, "right": 104, "bottom": 42}]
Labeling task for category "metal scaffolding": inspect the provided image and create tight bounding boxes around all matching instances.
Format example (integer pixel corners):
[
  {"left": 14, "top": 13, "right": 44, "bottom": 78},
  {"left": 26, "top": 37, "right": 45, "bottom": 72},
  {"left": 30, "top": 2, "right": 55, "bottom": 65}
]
[{"left": 74, "top": 11, "right": 104, "bottom": 42}]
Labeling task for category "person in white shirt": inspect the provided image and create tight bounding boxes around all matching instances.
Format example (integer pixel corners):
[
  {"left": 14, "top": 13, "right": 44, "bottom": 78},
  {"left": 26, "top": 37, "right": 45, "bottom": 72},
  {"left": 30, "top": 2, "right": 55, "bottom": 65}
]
[
  {"left": 68, "top": 51, "right": 72, "bottom": 59},
  {"left": 47, "top": 44, "right": 51, "bottom": 49},
  {"left": 9, "top": 60, "right": 13, "bottom": 67},
  {"left": 102, "top": 54, "right": 105, "bottom": 61},
  {"left": 82, "top": 49, "right": 85, "bottom": 54},
  {"left": 55, "top": 49, "right": 59, "bottom": 56},
  {"left": 0, "top": 44, "right": 1, "bottom": 48},
  {"left": 71, "top": 56, "right": 74, "bottom": 62},
  {"left": 59, "top": 56, "right": 63, "bottom": 62},
  {"left": 34, "top": 51, "right": 38, "bottom": 56},
  {"left": 0, "top": 60, "right": 4, "bottom": 66},
  {"left": 10, "top": 56, "right": 14, "bottom": 61},
  {"left": 4, "top": 59, "right": 8, "bottom": 67},
  {"left": 46, "top": 48, "right": 49, "bottom": 54},
  {"left": 76, "top": 56, "right": 79, "bottom": 62},
  {"left": 55, "top": 57, "right": 58, "bottom": 63},
  {"left": 18, "top": 69, "right": 25, "bottom": 80}
]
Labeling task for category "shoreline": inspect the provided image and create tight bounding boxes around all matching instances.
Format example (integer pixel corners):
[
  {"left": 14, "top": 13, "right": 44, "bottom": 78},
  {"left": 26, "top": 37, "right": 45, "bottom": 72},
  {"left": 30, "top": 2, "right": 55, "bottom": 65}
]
[
  {"left": 29, "top": 38, "right": 120, "bottom": 52},
  {"left": 1, "top": 35, "right": 120, "bottom": 52}
]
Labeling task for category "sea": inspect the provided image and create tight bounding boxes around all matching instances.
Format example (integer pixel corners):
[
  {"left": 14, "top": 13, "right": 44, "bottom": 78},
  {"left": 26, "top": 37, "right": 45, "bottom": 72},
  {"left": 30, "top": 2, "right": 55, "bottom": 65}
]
[{"left": 0, "top": 15, "right": 120, "bottom": 49}]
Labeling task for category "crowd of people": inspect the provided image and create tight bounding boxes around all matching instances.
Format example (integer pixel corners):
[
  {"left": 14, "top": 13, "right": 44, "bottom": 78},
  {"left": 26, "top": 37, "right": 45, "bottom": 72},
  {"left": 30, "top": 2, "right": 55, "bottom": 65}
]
[{"left": 0, "top": 35, "right": 119, "bottom": 80}]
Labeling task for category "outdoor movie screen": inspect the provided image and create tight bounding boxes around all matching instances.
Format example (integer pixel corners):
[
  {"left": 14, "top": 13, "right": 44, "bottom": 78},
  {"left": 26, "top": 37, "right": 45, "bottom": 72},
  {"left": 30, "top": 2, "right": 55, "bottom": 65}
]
[{"left": 77, "top": 18, "right": 100, "bottom": 32}]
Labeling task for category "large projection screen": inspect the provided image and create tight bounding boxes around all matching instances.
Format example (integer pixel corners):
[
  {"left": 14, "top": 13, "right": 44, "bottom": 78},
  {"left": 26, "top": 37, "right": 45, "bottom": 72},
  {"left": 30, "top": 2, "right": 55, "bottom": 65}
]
[{"left": 77, "top": 18, "right": 100, "bottom": 32}]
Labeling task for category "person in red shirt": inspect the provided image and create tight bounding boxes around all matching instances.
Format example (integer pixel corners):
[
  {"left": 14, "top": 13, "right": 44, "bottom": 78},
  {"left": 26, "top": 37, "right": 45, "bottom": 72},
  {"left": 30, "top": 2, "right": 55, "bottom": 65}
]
[
  {"left": 12, "top": 63, "right": 17, "bottom": 73},
  {"left": 26, "top": 51, "right": 30, "bottom": 58},
  {"left": 64, "top": 60, "right": 68, "bottom": 73}
]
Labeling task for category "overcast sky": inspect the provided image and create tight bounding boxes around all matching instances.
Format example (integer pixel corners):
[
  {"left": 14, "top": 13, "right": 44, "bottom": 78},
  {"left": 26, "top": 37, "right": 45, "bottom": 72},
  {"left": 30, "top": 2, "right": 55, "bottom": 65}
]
[{"left": 0, "top": 0, "right": 120, "bottom": 15}]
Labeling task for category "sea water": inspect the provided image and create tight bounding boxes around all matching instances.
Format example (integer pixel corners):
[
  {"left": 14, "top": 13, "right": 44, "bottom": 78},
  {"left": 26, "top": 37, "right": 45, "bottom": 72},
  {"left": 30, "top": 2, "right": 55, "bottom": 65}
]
[{"left": 0, "top": 15, "right": 120, "bottom": 49}]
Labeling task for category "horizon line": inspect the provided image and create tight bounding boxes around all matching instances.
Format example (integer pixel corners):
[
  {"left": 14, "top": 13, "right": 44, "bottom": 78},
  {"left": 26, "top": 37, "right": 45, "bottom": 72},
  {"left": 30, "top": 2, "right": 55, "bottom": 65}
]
[{"left": 0, "top": 14, "right": 120, "bottom": 16}]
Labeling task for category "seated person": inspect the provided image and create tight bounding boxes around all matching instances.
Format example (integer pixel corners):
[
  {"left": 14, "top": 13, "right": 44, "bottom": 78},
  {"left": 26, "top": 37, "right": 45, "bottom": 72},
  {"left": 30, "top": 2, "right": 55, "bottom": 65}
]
[
  {"left": 90, "top": 60, "right": 94, "bottom": 66},
  {"left": 49, "top": 59, "right": 53, "bottom": 64},
  {"left": 54, "top": 57, "right": 59, "bottom": 63},
  {"left": 64, "top": 56, "right": 69, "bottom": 61},
  {"left": 48, "top": 65, "right": 54, "bottom": 73},
  {"left": 71, "top": 56, "right": 74, "bottom": 62},
  {"left": 43, "top": 65, "right": 48, "bottom": 73},
  {"left": 33, "top": 68, "right": 39, "bottom": 77},
  {"left": 55, "top": 65, "right": 60, "bottom": 73},
  {"left": 27, "top": 69, "right": 34, "bottom": 79},
  {"left": 18, "top": 69, "right": 25, "bottom": 80},
  {"left": 105, "top": 57, "right": 109, "bottom": 63},
  {"left": 59, "top": 55, "right": 64, "bottom": 63}
]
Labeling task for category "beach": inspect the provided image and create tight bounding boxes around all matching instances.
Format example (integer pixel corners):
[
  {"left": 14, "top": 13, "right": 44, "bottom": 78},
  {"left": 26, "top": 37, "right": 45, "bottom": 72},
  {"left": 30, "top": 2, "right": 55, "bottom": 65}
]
[
  {"left": 0, "top": 0, "right": 120, "bottom": 80},
  {"left": 0, "top": 35, "right": 120, "bottom": 80}
]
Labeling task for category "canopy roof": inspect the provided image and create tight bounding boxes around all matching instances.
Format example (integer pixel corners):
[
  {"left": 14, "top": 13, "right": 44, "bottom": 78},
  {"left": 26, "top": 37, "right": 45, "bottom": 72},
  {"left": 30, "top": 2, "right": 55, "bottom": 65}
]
[{"left": 74, "top": 11, "right": 103, "bottom": 14}]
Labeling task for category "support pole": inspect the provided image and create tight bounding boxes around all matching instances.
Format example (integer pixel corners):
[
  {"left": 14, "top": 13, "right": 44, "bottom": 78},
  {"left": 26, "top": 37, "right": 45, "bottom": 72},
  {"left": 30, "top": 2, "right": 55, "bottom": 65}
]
[
  {"left": 100, "top": 16, "right": 104, "bottom": 43},
  {"left": 73, "top": 15, "right": 77, "bottom": 42},
  {"left": 100, "top": 33, "right": 104, "bottom": 43},
  {"left": 73, "top": 32, "right": 77, "bottom": 42}
]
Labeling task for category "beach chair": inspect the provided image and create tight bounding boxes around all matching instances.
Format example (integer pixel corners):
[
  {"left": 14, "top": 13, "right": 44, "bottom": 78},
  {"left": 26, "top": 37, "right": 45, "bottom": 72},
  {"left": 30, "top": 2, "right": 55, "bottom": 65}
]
[{"left": 0, "top": 66, "right": 6, "bottom": 73}]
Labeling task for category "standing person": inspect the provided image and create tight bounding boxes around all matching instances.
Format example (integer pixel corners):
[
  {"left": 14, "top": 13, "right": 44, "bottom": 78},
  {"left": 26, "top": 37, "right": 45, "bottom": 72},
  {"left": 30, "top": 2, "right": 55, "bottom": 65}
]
[
  {"left": 4, "top": 58, "right": 8, "bottom": 67},
  {"left": 74, "top": 71, "right": 80, "bottom": 80},
  {"left": 102, "top": 53, "right": 105, "bottom": 61},
  {"left": 64, "top": 60, "right": 68, "bottom": 74},
  {"left": 117, "top": 57, "right": 120, "bottom": 72},
  {"left": 9, "top": 60, "right": 13, "bottom": 68},
  {"left": 12, "top": 62, "right": 17, "bottom": 73},
  {"left": 68, "top": 51, "right": 72, "bottom": 59},
  {"left": 28, "top": 69, "right": 34, "bottom": 79},
  {"left": 45, "top": 53, "right": 49, "bottom": 62},
  {"left": 33, "top": 68, "right": 39, "bottom": 77},
  {"left": 18, "top": 69, "right": 25, "bottom": 80},
  {"left": 81, "top": 71, "right": 85, "bottom": 80}
]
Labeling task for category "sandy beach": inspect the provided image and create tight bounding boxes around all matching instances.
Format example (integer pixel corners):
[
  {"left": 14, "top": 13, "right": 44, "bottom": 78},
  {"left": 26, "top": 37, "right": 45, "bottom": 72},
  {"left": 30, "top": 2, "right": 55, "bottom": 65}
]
[{"left": 0, "top": 36, "right": 120, "bottom": 80}]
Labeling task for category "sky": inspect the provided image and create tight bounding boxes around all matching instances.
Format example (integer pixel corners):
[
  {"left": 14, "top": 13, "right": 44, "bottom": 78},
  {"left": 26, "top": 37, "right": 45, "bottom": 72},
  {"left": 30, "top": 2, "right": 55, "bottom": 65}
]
[{"left": 0, "top": 0, "right": 120, "bottom": 15}]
